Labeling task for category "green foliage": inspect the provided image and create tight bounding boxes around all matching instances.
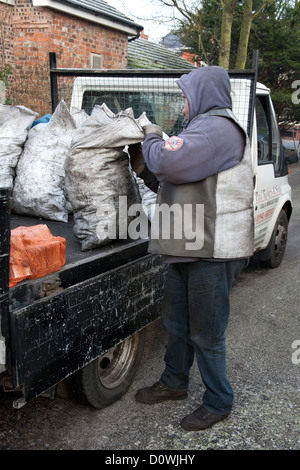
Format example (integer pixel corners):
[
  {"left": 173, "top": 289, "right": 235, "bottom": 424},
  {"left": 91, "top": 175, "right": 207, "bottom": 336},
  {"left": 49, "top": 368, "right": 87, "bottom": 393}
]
[
  {"left": 248, "top": 0, "right": 300, "bottom": 123},
  {"left": 0, "top": 64, "right": 12, "bottom": 104},
  {"left": 0, "top": 64, "right": 12, "bottom": 85},
  {"left": 177, "top": 0, "right": 222, "bottom": 65},
  {"left": 174, "top": 0, "right": 300, "bottom": 124}
]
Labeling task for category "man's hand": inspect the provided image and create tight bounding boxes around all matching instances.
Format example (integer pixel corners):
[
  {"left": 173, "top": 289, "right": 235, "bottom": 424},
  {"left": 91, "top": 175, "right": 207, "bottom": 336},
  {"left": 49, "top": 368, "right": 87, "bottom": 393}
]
[
  {"left": 128, "top": 143, "right": 145, "bottom": 176},
  {"left": 143, "top": 124, "right": 163, "bottom": 137}
]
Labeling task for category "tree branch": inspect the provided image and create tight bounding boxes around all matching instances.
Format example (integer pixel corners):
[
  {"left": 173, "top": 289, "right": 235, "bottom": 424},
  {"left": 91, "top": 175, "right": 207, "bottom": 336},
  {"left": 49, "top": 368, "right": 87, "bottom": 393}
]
[{"left": 252, "top": 0, "right": 273, "bottom": 20}]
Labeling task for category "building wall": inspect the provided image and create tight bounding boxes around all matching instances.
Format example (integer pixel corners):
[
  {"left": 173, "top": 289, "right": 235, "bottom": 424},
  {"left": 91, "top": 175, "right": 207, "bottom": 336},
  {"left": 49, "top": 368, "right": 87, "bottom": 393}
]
[
  {"left": 1, "top": 0, "right": 129, "bottom": 116},
  {"left": 0, "top": 2, "right": 14, "bottom": 66}
]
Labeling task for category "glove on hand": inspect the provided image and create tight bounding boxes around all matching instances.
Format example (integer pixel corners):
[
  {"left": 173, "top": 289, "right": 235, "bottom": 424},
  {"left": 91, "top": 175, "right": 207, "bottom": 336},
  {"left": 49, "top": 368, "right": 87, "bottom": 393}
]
[
  {"left": 143, "top": 124, "right": 163, "bottom": 137},
  {"left": 128, "top": 143, "right": 145, "bottom": 176}
]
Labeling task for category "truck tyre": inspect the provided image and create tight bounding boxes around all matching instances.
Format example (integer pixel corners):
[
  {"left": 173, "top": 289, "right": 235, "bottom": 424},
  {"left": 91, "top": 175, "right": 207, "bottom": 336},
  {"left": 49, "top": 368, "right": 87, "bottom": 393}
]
[
  {"left": 68, "top": 328, "right": 146, "bottom": 409},
  {"left": 259, "top": 210, "right": 288, "bottom": 268}
]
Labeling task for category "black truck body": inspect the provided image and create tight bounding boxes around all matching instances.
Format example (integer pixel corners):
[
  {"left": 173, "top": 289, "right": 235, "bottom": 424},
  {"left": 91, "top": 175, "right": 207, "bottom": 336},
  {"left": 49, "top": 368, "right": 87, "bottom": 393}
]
[{"left": 0, "top": 189, "right": 166, "bottom": 408}]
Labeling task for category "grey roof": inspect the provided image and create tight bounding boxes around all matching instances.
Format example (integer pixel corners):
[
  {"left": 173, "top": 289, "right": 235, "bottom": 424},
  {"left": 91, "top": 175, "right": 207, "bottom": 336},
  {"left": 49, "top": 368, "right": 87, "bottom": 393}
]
[
  {"left": 54, "top": 0, "right": 143, "bottom": 31},
  {"left": 160, "top": 32, "right": 184, "bottom": 50},
  {"left": 128, "top": 38, "right": 196, "bottom": 70}
]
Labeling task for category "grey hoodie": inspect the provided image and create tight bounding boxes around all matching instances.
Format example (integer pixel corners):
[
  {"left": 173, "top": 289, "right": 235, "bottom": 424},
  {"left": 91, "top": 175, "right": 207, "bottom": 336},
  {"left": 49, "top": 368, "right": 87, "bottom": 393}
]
[{"left": 142, "top": 66, "right": 245, "bottom": 184}]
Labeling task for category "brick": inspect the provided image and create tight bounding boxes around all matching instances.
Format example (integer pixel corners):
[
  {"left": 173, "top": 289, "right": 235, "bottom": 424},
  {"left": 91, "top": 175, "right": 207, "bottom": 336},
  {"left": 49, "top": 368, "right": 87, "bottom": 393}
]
[{"left": 2, "top": 0, "right": 129, "bottom": 115}]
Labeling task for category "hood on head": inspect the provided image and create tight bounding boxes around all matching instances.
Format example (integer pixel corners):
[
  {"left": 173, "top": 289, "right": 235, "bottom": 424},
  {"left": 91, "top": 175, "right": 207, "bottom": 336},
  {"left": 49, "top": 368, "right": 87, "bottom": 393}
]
[{"left": 176, "top": 66, "right": 232, "bottom": 122}]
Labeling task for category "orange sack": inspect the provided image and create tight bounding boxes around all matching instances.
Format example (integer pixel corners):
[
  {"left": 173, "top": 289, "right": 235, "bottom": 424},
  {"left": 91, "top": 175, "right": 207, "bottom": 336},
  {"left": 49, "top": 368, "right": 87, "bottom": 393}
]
[{"left": 9, "top": 224, "right": 66, "bottom": 287}]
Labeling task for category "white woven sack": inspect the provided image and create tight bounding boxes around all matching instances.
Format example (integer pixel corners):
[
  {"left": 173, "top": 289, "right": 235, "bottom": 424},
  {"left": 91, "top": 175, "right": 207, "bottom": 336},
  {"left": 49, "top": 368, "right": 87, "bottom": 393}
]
[
  {"left": 65, "top": 104, "right": 151, "bottom": 250},
  {"left": 13, "top": 101, "right": 83, "bottom": 222},
  {"left": 0, "top": 105, "right": 37, "bottom": 190}
]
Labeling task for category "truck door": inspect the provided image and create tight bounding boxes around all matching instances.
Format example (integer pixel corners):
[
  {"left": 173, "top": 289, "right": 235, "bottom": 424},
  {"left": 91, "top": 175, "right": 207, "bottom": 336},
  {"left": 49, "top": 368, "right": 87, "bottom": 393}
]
[{"left": 253, "top": 91, "right": 289, "bottom": 258}]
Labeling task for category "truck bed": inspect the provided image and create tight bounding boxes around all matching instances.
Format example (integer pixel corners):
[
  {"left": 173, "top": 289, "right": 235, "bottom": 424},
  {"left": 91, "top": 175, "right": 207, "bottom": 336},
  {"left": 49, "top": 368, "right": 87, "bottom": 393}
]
[
  {"left": 7, "top": 214, "right": 166, "bottom": 405},
  {"left": 10, "top": 214, "right": 140, "bottom": 265},
  {"left": 10, "top": 214, "right": 150, "bottom": 309}
]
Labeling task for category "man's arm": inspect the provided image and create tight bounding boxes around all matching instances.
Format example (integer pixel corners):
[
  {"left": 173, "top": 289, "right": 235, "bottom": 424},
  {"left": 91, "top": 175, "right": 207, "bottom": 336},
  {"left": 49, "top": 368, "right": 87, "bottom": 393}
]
[{"left": 128, "top": 143, "right": 159, "bottom": 193}]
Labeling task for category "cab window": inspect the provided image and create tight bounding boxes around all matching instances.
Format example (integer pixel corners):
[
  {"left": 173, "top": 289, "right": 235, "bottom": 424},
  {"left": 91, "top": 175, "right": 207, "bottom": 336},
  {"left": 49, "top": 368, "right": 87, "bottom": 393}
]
[
  {"left": 256, "top": 95, "right": 282, "bottom": 174},
  {"left": 82, "top": 90, "right": 184, "bottom": 135}
]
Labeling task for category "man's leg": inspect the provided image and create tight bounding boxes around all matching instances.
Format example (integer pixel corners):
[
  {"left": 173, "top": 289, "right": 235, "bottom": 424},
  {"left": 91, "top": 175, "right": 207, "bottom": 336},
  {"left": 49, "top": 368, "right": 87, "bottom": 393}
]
[
  {"left": 135, "top": 263, "right": 193, "bottom": 403},
  {"left": 181, "top": 259, "right": 246, "bottom": 430},
  {"left": 160, "top": 263, "right": 195, "bottom": 390}
]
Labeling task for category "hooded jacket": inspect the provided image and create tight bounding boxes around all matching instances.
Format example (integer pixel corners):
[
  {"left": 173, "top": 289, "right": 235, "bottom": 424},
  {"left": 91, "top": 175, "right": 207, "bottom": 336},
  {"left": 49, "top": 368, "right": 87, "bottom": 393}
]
[{"left": 141, "top": 66, "right": 254, "bottom": 259}]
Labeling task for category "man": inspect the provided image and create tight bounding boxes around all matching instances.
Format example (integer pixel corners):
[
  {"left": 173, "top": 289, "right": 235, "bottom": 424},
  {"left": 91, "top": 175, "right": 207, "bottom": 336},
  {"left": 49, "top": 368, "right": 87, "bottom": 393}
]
[{"left": 129, "top": 66, "right": 254, "bottom": 431}]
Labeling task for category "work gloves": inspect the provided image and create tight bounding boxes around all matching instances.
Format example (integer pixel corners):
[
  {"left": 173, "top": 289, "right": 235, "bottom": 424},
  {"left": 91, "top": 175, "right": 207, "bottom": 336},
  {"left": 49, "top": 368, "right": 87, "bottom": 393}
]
[
  {"left": 128, "top": 124, "right": 163, "bottom": 176},
  {"left": 143, "top": 124, "right": 163, "bottom": 137}
]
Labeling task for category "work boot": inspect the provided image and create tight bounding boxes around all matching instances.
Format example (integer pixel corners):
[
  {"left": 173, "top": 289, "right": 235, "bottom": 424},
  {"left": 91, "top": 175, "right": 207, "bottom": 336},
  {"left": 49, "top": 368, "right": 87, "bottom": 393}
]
[
  {"left": 180, "top": 405, "right": 230, "bottom": 431},
  {"left": 135, "top": 381, "right": 188, "bottom": 404}
]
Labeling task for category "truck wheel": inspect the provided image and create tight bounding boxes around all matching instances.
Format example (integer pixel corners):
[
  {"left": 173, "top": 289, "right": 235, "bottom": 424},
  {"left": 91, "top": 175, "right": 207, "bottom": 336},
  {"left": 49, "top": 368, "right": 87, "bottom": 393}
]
[
  {"left": 259, "top": 210, "right": 288, "bottom": 268},
  {"left": 68, "top": 329, "right": 146, "bottom": 409}
]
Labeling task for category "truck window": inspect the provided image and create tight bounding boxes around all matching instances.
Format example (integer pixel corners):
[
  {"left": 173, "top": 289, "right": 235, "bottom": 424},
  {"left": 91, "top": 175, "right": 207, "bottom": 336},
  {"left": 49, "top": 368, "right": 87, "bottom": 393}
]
[
  {"left": 82, "top": 90, "right": 184, "bottom": 135},
  {"left": 256, "top": 95, "right": 282, "bottom": 173}
]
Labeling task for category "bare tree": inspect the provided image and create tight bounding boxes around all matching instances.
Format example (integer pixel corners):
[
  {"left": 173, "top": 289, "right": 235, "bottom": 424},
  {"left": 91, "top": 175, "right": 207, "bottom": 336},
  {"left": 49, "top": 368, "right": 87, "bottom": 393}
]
[
  {"left": 235, "top": 0, "right": 269, "bottom": 69},
  {"left": 157, "top": 0, "right": 272, "bottom": 69}
]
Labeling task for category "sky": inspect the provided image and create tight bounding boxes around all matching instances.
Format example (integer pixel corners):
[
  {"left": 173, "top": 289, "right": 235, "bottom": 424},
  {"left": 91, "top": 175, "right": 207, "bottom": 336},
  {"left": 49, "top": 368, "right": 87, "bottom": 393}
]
[{"left": 107, "top": 0, "right": 181, "bottom": 43}]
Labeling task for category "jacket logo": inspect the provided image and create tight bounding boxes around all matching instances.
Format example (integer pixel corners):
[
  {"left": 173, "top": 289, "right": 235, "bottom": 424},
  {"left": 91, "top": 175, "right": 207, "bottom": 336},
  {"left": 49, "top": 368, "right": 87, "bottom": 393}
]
[{"left": 163, "top": 136, "right": 183, "bottom": 151}]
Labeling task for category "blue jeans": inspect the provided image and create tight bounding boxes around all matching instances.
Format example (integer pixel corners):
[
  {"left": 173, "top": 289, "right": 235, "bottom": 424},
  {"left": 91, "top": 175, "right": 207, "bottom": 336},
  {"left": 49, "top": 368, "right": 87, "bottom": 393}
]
[{"left": 160, "top": 259, "right": 246, "bottom": 415}]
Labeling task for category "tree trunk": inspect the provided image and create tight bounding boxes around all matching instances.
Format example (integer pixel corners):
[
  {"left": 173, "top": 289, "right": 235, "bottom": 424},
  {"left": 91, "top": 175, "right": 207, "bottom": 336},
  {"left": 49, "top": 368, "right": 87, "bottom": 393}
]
[
  {"left": 235, "top": 0, "right": 253, "bottom": 69},
  {"left": 219, "top": 0, "right": 234, "bottom": 69}
]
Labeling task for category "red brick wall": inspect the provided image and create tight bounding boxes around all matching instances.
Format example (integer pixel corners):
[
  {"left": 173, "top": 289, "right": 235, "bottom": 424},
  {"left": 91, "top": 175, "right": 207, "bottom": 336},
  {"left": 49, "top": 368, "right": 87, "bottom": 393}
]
[
  {"left": 6, "top": 0, "right": 129, "bottom": 116},
  {"left": 181, "top": 51, "right": 200, "bottom": 67},
  {"left": 0, "top": 3, "right": 14, "bottom": 67}
]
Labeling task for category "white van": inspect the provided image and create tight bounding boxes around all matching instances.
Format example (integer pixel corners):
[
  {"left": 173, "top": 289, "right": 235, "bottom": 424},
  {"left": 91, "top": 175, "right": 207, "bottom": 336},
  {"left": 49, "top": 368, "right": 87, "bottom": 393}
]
[{"left": 70, "top": 73, "right": 292, "bottom": 268}]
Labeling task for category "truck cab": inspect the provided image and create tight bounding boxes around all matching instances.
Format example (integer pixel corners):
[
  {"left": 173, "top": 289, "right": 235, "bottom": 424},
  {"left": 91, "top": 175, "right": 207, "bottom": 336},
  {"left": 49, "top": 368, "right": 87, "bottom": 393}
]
[{"left": 252, "top": 82, "right": 292, "bottom": 266}]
